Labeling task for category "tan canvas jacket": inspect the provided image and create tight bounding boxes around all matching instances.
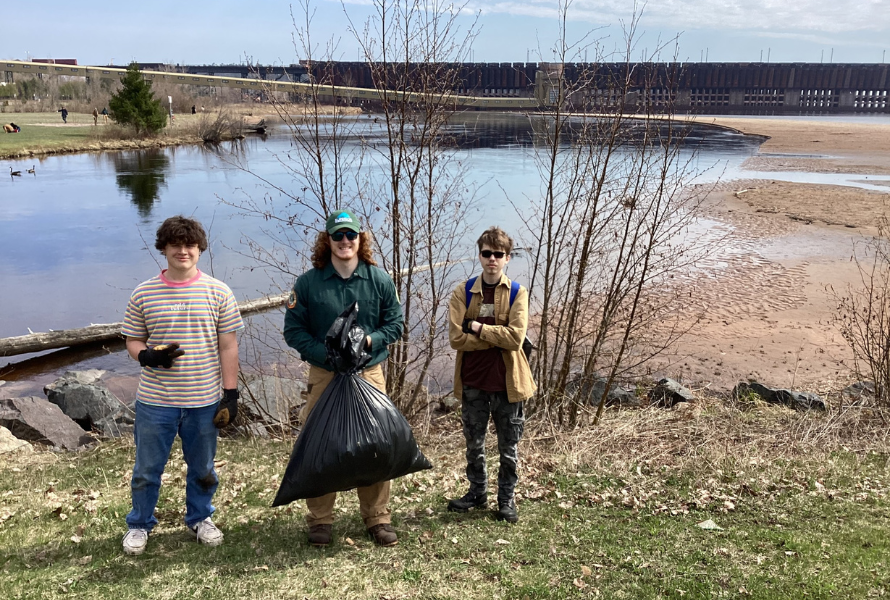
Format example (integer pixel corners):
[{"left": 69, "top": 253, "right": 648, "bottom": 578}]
[{"left": 448, "top": 273, "right": 537, "bottom": 403}]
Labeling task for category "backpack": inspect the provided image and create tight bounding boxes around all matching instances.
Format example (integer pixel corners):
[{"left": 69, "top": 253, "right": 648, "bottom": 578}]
[{"left": 465, "top": 277, "right": 535, "bottom": 361}]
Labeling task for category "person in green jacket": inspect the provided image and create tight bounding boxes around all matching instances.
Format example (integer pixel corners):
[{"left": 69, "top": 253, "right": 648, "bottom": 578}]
[{"left": 283, "top": 209, "right": 404, "bottom": 548}]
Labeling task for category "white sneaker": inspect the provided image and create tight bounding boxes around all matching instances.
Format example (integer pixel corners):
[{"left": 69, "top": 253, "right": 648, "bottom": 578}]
[
  {"left": 122, "top": 528, "right": 148, "bottom": 555},
  {"left": 191, "top": 517, "right": 224, "bottom": 546}
]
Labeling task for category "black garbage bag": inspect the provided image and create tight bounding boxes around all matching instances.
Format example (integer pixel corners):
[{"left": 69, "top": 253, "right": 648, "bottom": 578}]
[
  {"left": 324, "top": 301, "right": 372, "bottom": 374},
  {"left": 272, "top": 303, "right": 432, "bottom": 506}
]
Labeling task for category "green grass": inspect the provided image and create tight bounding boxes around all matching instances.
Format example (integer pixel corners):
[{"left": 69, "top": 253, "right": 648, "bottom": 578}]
[
  {"left": 0, "top": 407, "right": 888, "bottom": 599},
  {"left": 0, "top": 112, "right": 209, "bottom": 159}
]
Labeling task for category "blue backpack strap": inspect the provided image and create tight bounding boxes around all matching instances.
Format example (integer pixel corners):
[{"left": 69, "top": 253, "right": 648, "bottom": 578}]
[
  {"left": 464, "top": 277, "right": 478, "bottom": 309},
  {"left": 509, "top": 280, "right": 520, "bottom": 307}
]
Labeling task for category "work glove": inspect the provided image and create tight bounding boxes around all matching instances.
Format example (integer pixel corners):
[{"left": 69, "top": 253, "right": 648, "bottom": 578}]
[
  {"left": 138, "top": 343, "right": 185, "bottom": 368},
  {"left": 213, "top": 388, "right": 239, "bottom": 428},
  {"left": 462, "top": 317, "right": 476, "bottom": 335}
]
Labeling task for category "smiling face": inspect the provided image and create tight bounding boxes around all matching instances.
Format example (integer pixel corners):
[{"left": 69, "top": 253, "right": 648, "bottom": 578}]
[
  {"left": 329, "top": 229, "right": 360, "bottom": 264},
  {"left": 479, "top": 243, "right": 510, "bottom": 282},
  {"left": 163, "top": 242, "right": 200, "bottom": 279}
]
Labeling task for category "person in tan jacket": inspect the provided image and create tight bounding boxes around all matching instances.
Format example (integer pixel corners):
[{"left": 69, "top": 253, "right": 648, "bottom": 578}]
[{"left": 447, "top": 226, "right": 536, "bottom": 523}]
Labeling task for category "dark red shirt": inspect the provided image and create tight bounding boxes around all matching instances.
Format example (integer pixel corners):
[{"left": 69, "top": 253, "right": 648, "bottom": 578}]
[{"left": 460, "top": 280, "right": 507, "bottom": 392}]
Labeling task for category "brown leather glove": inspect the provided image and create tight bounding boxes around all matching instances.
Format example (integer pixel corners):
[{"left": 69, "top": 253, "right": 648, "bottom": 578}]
[{"left": 213, "top": 389, "right": 239, "bottom": 428}]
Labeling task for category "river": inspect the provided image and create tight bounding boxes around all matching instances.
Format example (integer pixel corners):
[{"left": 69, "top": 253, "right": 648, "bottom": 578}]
[{"left": 1, "top": 112, "right": 889, "bottom": 396}]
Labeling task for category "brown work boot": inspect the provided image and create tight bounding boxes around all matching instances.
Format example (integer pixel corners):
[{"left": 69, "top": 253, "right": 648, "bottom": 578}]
[
  {"left": 367, "top": 523, "right": 398, "bottom": 547},
  {"left": 307, "top": 524, "right": 332, "bottom": 547}
]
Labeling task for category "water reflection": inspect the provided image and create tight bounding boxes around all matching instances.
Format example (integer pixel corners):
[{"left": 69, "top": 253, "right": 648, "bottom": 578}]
[{"left": 112, "top": 150, "right": 170, "bottom": 217}]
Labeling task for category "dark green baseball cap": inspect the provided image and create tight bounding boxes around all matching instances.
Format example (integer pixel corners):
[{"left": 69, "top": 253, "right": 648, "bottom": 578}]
[{"left": 325, "top": 209, "right": 361, "bottom": 234}]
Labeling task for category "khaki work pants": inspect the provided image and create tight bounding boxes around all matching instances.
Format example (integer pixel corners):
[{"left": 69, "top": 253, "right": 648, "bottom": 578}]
[{"left": 301, "top": 363, "right": 391, "bottom": 528}]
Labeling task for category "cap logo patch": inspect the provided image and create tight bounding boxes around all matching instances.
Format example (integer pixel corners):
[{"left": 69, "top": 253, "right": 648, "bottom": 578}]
[{"left": 334, "top": 212, "right": 353, "bottom": 224}]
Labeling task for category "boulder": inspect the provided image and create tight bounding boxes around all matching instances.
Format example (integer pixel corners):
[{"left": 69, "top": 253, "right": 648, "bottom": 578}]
[
  {"left": 567, "top": 375, "right": 642, "bottom": 408},
  {"left": 732, "top": 382, "right": 825, "bottom": 411},
  {"left": 241, "top": 422, "right": 270, "bottom": 438},
  {"left": 440, "top": 394, "right": 460, "bottom": 411},
  {"left": 647, "top": 378, "right": 694, "bottom": 407},
  {"left": 44, "top": 372, "right": 130, "bottom": 436},
  {"left": 0, "top": 396, "right": 94, "bottom": 450},
  {"left": 0, "top": 425, "right": 32, "bottom": 454},
  {"left": 842, "top": 381, "right": 876, "bottom": 402},
  {"left": 240, "top": 374, "right": 306, "bottom": 424}
]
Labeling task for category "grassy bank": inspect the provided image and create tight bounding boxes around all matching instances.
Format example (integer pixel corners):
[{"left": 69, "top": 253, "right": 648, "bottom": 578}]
[
  {"left": 0, "top": 105, "right": 360, "bottom": 160},
  {"left": 1, "top": 399, "right": 888, "bottom": 599},
  {"left": 0, "top": 112, "right": 251, "bottom": 160}
]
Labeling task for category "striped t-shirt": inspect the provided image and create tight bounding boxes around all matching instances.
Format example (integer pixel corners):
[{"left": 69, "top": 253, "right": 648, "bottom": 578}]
[{"left": 121, "top": 269, "right": 244, "bottom": 408}]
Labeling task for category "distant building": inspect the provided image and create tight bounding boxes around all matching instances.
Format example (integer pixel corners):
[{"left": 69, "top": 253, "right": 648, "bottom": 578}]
[{"left": 32, "top": 59, "right": 78, "bottom": 66}]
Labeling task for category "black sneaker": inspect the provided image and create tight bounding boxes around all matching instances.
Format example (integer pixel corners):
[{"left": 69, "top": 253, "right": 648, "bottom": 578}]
[
  {"left": 496, "top": 499, "right": 519, "bottom": 523},
  {"left": 447, "top": 491, "right": 488, "bottom": 513}
]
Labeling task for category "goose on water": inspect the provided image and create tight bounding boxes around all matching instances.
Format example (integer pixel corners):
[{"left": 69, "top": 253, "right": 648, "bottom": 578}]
[
  {"left": 26, "top": 165, "right": 35, "bottom": 174},
  {"left": 9, "top": 167, "right": 21, "bottom": 176}
]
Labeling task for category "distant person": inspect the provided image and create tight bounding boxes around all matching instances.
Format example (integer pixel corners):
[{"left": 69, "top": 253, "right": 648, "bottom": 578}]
[
  {"left": 120, "top": 215, "right": 244, "bottom": 556},
  {"left": 447, "top": 226, "right": 535, "bottom": 524},
  {"left": 191, "top": 105, "right": 197, "bottom": 115},
  {"left": 92, "top": 107, "right": 99, "bottom": 126},
  {"left": 58, "top": 107, "right": 68, "bottom": 123},
  {"left": 101, "top": 107, "right": 108, "bottom": 123}
]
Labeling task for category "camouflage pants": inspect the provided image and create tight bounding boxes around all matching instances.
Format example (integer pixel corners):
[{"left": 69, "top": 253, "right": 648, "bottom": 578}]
[{"left": 460, "top": 386, "right": 525, "bottom": 504}]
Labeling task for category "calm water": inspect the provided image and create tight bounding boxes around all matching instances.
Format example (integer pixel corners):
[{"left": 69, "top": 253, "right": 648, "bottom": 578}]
[{"left": 0, "top": 112, "right": 885, "bottom": 388}]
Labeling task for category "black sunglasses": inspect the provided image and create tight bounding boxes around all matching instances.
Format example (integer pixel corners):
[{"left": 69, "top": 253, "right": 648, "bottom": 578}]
[
  {"left": 330, "top": 231, "right": 359, "bottom": 242},
  {"left": 480, "top": 250, "right": 506, "bottom": 259}
]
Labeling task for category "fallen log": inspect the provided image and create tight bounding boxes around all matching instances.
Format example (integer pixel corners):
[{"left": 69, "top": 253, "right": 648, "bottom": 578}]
[
  {"left": 0, "top": 292, "right": 289, "bottom": 358},
  {"left": 0, "top": 258, "right": 467, "bottom": 358}
]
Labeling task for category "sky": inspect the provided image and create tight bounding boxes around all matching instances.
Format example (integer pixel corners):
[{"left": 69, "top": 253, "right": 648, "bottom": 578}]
[{"left": 3, "top": 0, "right": 888, "bottom": 66}]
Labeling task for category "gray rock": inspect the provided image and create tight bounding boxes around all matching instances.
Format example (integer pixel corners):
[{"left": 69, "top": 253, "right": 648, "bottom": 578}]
[
  {"left": 648, "top": 378, "right": 695, "bottom": 407},
  {"left": 842, "top": 381, "right": 876, "bottom": 402},
  {"left": 732, "top": 382, "right": 825, "bottom": 411},
  {"left": 65, "top": 370, "right": 106, "bottom": 385},
  {"left": 44, "top": 373, "right": 133, "bottom": 437},
  {"left": 240, "top": 374, "right": 306, "bottom": 424},
  {"left": 241, "top": 422, "right": 270, "bottom": 438},
  {"left": 567, "top": 375, "right": 642, "bottom": 408},
  {"left": 44, "top": 374, "right": 128, "bottom": 436},
  {"left": 0, "top": 425, "right": 32, "bottom": 454},
  {"left": 0, "top": 396, "right": 94, "bottom": 450},
  {"left": 441, "top": 395, "right": 460, "bottom": 411},
  {"left": 94, "top": 407, "right": 136, "bottom": 438}
]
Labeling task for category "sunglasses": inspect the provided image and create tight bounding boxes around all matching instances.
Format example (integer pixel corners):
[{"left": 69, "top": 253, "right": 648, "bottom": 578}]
[
  {"left": 480, "top": 250, "right": 506, "bottom": 259},
  {"left": 330, "top": 231, "right": 359, "bottom": 242}
]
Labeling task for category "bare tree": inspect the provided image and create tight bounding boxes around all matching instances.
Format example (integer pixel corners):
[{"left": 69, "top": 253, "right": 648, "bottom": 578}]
[
  {"left": 223, "top": 0, "right": 480, "bottom": 417},
  {"left": 833, "top": 216, "right": 890, "bottom": 408},
  {"left": 519, "top": 2, "right": 711, "bottom": 426}
]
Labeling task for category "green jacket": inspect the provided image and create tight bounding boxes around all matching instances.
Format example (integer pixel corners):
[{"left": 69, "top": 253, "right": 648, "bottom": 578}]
[{"left": 283, "top": 260, "right": 404, "bottom": 371}]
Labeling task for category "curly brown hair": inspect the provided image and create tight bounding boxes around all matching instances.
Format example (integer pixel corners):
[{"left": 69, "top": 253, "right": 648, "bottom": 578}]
[
  {"left": 476, "top": 226, "right": 513, "bottom": 255},
  {"left": 155, "top": 215, "right": 209, "bottom": 253},
  {"left": 310, "top": 230, "right": 377, "bottom": 269}
]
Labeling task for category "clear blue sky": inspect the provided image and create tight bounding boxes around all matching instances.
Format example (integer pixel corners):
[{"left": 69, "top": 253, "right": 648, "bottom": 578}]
[{"left": 4, "top": 1, "right": 888, "bottom": 66}]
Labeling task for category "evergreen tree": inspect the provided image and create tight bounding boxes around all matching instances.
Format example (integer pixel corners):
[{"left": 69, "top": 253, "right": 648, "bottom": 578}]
[{"left": 108, "top": 63, "right": 167, "bottom": 135}]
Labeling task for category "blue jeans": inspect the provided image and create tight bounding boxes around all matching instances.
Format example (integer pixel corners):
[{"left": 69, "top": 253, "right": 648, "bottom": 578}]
[{"left": 126, "top": 401, "right": 219, "bottom": 531}]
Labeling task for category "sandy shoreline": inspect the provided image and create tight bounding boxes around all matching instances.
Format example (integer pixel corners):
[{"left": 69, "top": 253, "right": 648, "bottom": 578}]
[{"left": 654, "top": 117, "right": 890, "bottom": 392}]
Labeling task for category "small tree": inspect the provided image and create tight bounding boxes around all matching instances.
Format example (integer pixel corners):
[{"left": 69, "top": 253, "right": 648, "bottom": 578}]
[{"left": 108, "top": 63, "right": 167, "bottom": 135}]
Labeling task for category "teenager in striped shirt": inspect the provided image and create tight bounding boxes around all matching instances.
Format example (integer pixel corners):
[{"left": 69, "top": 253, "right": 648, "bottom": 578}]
[{"left": 120, "top": 216, "right": 244, "bottom": 556}]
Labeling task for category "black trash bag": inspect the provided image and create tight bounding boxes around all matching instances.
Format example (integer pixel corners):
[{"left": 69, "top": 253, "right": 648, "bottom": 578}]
[
  {"left": 325, "top": 301, "right": 372, "bottom": 374},
  {"left": 272, "top": 303, "right": 432, "bottom": 506}
]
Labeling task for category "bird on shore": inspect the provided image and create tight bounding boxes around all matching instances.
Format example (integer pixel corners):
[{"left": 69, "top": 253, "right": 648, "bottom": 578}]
[
  {"left": 9, "top": 167, "right": 21, "bottom": 176},
  {"left": 26, "top": 165, "right": 35, "bottom": 174}
]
